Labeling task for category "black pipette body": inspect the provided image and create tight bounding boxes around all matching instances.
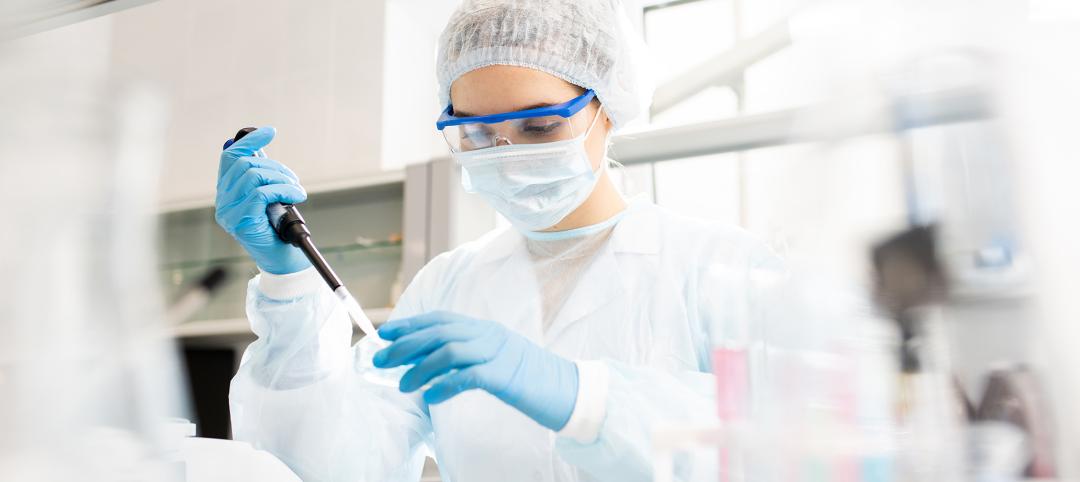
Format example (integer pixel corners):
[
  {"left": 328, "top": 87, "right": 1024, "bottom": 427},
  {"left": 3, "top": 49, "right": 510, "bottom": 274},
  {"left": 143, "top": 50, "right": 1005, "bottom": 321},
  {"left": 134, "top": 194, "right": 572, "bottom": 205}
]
[{"left": 226, "top": 127, "right": 344, "bottom": 292}]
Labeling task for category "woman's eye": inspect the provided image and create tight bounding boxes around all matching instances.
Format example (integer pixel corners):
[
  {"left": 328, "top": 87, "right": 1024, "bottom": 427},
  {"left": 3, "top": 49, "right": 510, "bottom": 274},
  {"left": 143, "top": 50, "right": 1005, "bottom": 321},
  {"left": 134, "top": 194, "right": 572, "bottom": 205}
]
[{"left": 521, "top": 122, "right": 561, "bottom": 135}]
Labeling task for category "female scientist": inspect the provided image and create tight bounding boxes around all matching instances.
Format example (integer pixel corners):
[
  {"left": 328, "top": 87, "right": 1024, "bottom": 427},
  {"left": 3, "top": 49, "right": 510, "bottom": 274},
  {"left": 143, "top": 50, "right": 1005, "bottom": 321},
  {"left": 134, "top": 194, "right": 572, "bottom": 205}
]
[{"left": 215, "top": 0, "right": 778, "bottom": 480}]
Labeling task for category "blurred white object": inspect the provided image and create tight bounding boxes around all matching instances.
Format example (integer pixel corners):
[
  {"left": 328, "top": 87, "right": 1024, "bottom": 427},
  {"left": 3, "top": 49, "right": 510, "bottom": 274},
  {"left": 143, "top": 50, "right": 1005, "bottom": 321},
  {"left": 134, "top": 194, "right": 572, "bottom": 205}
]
[
  {"left": 967, "top": 421, "right": 1029, "bottom": 482},
  {"left": 160, "top": 419, "right": 299, "bottom": 481},
  {"left": 180, "top": 438, "right": 300, "bottom": 482},
  {"left": 0, "top": 17, "right": 186, "bottom": 482},
  {"left": 1004, "top": 6, "right": 1080, "bottom": 476},
  {"left": 0, "top": 0, "right": 161, "bottom": 41}
]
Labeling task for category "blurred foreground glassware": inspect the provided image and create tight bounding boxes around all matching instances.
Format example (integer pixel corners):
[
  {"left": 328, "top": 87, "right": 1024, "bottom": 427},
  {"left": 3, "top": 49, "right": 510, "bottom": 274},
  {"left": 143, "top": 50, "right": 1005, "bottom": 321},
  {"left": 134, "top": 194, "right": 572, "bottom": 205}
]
[{"left": 0, "top": 32, "right": 186, "bottom": 481}]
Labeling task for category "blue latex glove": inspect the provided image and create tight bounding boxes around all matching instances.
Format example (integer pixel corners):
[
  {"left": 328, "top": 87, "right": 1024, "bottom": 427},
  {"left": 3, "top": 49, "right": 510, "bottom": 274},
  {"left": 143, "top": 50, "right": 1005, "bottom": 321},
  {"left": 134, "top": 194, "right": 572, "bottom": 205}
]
[
  {"left": 374, "top": 311, "right": 580, "bottom": 431},
  {"left": 215, "top": 126, "right": 312, "bottom": 275}
]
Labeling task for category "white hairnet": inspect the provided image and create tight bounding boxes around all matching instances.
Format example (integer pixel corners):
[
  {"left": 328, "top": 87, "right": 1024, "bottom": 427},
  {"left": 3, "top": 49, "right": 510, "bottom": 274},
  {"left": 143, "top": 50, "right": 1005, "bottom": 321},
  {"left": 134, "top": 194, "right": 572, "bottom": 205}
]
[{"left": 436, "top": 0, "right": 648, "bottom": 130}]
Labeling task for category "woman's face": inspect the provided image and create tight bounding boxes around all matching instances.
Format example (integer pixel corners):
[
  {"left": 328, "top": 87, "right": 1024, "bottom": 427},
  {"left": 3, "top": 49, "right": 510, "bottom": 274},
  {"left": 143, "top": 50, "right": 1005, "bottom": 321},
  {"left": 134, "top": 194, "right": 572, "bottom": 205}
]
[{"left": 449, "top": 65, "right": 611, "bottom": 169}]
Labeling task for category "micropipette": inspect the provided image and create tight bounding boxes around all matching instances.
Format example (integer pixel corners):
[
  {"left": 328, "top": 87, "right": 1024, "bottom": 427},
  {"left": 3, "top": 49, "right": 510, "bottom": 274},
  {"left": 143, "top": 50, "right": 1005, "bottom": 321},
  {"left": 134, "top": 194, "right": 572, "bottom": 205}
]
[{"left": 223, "top": 127, "right": 382, "bottom": 341}]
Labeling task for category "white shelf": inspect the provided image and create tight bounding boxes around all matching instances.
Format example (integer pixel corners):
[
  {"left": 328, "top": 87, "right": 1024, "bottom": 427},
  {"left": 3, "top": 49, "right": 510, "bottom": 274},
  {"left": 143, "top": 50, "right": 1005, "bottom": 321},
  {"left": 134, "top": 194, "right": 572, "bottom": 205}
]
[
  {"left": 159, "top": 170, "right": 406, "bottom": 214},
  {"left": 611, "top": 86, "right": 991, "bottom": 166},
  {"left": 173, "top": 307, "right": 394, "bottom": 339},
  {"left": 173, "top": 318, "right": 252, "bottom": 338}
]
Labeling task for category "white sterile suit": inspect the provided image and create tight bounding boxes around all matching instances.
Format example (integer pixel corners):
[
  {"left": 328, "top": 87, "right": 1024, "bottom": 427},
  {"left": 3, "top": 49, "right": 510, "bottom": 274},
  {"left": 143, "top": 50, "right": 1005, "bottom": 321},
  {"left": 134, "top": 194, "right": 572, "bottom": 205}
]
[
  {"left": 227, "top": 0, "right": 783, "bottom": 481},
  {"left": 231, "top": 198, "right": 781, "bottom": 482}
]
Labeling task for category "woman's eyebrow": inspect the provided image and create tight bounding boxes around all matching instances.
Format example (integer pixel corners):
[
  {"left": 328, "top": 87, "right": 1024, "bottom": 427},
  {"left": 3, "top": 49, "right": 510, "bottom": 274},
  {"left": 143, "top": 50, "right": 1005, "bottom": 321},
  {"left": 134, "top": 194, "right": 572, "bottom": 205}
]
[{"left": 453, "top": 102, "right": 557, "bottom": 118}]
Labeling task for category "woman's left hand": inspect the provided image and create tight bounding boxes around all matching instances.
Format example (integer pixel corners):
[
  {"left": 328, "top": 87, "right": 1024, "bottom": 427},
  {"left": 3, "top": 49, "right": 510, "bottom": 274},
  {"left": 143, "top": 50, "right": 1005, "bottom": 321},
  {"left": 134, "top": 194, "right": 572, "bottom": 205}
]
[{"left": 374, "top": 311, "right": 579, "bottom": 431}]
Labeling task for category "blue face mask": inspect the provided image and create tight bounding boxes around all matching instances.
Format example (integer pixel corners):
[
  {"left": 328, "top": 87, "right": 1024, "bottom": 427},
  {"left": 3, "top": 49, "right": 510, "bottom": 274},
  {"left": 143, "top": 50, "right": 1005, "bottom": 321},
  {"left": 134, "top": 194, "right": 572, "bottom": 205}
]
[{"left": 453, "top": 110, "right": 604, "bottom": 231}]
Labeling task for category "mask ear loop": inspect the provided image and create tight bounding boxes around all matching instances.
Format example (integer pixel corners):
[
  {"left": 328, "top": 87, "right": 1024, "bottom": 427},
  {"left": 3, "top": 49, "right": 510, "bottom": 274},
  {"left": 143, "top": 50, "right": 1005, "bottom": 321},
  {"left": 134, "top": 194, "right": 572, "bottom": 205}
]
[
  {"left": 588, "top": 105, "right": 624, "bottom": 173},
  {"left": 580, "top": 105, "right": 614, "bottom": 176},
  {"left": 582, "top": 104, "right": 604, "bottom": 139},
  {"left": 585, "top": 105, "right": 629, "bottom": 204}
]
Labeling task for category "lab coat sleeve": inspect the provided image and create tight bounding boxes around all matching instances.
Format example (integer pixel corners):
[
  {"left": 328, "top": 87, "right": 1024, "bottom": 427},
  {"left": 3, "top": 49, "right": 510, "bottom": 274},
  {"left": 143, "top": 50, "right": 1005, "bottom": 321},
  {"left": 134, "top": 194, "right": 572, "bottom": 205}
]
[{"left": 229, "top": 267, "right": 431, "bottom": 482}]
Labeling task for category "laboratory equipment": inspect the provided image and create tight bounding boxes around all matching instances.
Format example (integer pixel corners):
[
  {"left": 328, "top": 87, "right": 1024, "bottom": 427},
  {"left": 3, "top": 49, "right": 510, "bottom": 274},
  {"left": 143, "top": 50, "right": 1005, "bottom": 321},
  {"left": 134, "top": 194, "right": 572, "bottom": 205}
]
[
  {"left": 223, "top": 128, "right": 382, "bottom": 342},
  {"left": 872, "top": 226, "right": 967, "bottom": 481},
  {"left": 166, "top": 266, "right": 229, "bottom": 325},
  {"left": 975, "top": 365, "right": 1056, "bottom": 477},
  {"left": 654, "top": 267, "right": 896, "bottom": 482}
]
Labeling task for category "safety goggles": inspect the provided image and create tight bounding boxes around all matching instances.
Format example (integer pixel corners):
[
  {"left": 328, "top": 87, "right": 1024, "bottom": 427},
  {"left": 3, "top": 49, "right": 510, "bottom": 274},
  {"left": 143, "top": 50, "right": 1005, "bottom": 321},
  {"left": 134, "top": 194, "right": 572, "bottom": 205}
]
[{"left": 436, "top": 90, "right": 597, "bottom": 152}]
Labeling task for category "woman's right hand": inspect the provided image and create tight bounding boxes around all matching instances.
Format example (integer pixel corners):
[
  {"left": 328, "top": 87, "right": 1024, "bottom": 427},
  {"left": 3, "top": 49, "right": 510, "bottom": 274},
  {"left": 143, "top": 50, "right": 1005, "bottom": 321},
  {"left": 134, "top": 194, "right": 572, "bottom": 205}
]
[{"left": 214, "top": 126, "right": 312, "bottom": 275}]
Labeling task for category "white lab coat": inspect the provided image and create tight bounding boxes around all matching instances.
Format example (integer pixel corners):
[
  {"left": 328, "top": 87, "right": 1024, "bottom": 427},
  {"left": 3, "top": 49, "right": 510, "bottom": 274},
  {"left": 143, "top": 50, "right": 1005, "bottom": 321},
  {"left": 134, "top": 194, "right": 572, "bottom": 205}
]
[{"left": 229, "top": 197, "right": 781, "bottom": 481}]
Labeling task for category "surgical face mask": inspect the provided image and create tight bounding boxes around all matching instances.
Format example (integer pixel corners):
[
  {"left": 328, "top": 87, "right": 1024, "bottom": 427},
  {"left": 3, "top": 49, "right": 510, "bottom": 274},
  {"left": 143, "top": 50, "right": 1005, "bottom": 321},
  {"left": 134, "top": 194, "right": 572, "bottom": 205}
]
[{"left": 453, "top": 109, "right": 605, "bottom": 231}]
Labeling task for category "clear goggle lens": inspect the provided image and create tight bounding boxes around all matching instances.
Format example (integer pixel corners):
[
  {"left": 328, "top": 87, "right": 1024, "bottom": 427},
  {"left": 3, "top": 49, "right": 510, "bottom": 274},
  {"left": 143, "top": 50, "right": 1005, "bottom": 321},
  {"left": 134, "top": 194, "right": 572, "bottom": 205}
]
[{"left": 442, "top": 111, "right": 587, "bottom": 152}]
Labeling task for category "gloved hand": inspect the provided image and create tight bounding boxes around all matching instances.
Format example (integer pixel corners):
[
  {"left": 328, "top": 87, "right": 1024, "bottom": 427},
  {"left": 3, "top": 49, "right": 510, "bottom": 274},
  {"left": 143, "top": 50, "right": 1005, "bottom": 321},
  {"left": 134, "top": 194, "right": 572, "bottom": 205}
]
[
  {"left": 373, "top": 311, "right": 579, "bottom": 431},
  {"left": 215, "top": 126, "right": 312, "bottom": 275}
]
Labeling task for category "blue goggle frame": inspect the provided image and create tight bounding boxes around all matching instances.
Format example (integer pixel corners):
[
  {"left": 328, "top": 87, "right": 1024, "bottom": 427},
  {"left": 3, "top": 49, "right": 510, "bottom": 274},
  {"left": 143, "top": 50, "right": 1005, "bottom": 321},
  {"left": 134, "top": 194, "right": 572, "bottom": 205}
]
[{"left": 436, "top": 90, "right": 596, "bottom": 130}]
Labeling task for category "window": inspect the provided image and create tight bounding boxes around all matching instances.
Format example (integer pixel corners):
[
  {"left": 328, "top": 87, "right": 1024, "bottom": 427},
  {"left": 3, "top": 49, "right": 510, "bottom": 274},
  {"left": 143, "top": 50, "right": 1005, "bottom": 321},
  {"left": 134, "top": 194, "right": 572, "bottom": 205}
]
[{"left": 626, "top": 0, "right": 909, "bottom": 283}]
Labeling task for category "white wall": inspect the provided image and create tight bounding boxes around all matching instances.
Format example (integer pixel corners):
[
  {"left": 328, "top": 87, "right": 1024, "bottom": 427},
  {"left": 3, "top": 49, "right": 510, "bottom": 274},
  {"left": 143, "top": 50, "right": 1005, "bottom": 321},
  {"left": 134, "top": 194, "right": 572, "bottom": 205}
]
[
  {"left": 1, "top": 12, "right": 113, "bottom": 82},
  {"left": 380, "top": 0, "right": 456, "bottom": 169},
  {"left": 108, "top": 0, "right": 388, "bottom": 207},
  {"left": 1008, "top": 15, "right": 1080, "bottom": 474}
]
